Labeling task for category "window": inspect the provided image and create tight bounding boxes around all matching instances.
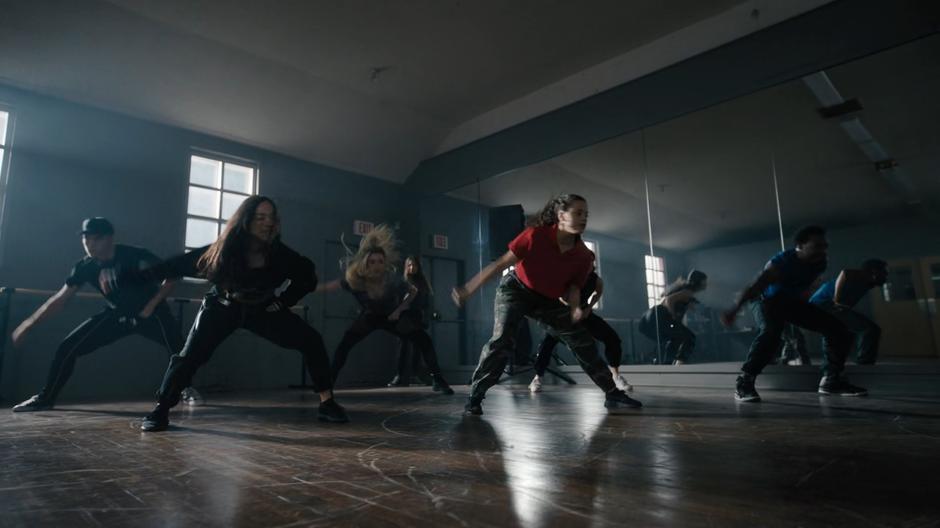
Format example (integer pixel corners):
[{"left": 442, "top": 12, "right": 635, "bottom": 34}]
[
  {"left": 645, "top": 255, "right": 666, "bottom": 308},
  {"left": 185, "top": 153, "right": 258, "bottom": 250},
  {"left": 0, "top": 108, "right": 13, "bottom": 261},
  {"left": 583, "top": 239, "right": 602, "bottom": 310}
]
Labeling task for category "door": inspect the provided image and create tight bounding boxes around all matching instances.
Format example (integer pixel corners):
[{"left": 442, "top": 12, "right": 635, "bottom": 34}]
[
  {"left": 919, "top": 257, "right": 940, "bottom": 356},
  {"left": 422, "top": 256, "right": 468, "bottom": 367},
  {"left": 871, "top": 258, "right": 938, "bottom": 358}
]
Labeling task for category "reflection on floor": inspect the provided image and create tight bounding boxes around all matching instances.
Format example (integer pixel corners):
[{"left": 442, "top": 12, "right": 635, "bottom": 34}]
[{"left": 1, "top": 386, "right": 938, "bottom": 527}]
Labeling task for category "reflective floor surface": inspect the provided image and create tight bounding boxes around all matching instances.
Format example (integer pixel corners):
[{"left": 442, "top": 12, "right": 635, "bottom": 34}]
[{"left": 1, "top": 385, "right": 938, "bottom": 527}]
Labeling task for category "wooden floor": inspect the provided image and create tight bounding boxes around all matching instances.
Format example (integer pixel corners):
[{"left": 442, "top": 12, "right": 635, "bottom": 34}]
[{"left": 1, "top": 385, "right": 938, "bottom": 527}]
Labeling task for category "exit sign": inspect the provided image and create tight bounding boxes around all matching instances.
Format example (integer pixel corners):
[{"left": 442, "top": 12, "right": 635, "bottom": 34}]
[
  {"left": 431, "top": 234, "right": 449, "bottom": 250},
  {"left": 353, "top": 220, "right": 374, "bottom": 236}
]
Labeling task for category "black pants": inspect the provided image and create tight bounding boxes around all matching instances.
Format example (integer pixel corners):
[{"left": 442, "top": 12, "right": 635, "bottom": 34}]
[
  {"left": 750, "top": 301, "right": 811, "bottom": 364},
  {"left": 742, "top": 295, "right": 850, "bottom": 378},
  {"left": 638, "top": 305, "right": 696, "bottom": 362},
  {"left": 156, "top": 295, "right": 332, "bottom": 408},
  {"left": 533, "top": 312, "right": 622, "bottom": 376},
  {"left": 470, "top": 273, "right": 616, "bottom": 399},
  {"left": 332, "top": 313, "right": 443, "bottom": 381},
  {"left": 395, "top": 340, "right": 425, "bottom": 380},
  {"left": 40, "top": 304, "right": 183, "bottom": 404}
]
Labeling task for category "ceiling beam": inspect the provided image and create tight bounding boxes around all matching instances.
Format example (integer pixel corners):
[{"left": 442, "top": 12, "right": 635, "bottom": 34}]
[{"left": 405, "top": 0, "right": 940, "bottom": 195}]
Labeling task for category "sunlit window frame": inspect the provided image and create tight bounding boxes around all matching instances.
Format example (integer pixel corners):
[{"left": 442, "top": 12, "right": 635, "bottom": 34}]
[
  {"left": 645, "top": 254, "right": 666, "bottom": 308},
  {"left": 184, "top": 151, "right": 259, "bottom": 252}
]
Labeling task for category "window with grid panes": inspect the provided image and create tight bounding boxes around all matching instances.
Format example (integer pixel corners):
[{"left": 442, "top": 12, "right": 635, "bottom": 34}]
[
  {"left": 0, "top": 109, "right": 13, "bottom": 259},
  {"left": 645, "top": 255, "right": 666, "bottom": 308},
  {"left": 185, "top": 154, "right": 258, "bottom": 250}
]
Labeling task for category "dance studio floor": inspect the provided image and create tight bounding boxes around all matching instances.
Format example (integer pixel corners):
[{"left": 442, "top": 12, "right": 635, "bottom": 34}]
[{"left": 1, "top": 385, "right": 938, "bottom": 527}]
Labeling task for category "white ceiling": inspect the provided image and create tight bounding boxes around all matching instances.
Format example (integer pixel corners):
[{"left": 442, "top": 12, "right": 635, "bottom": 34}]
[
  {"left": 0, "top": 0, "right": 791, "bottom": 181},
  {"left": 450, "top": 34, "right": 940, "bottom": 250}
]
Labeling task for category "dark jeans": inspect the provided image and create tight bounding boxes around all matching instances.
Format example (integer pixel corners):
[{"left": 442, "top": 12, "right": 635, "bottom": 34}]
[
  {"left": 39, "top": 304, "right": 183, "bottom": 404},
  {"left": 469, "top": 273, "right": 616, "bottom": 399},
  {"left": 534, "top": 312, "right": 622, "bottom": 375},
  {"left": 742, "top": 296, "right": 850, "bottom": 378},
  {"left": 817, "top": 301, "right": 881, "bottom": 364},
  {"left": 638, "top": 305, "right": 696, "bottom": 362},
  {"left": 749, "top": 302, "right": 811, "bottom": 364},
  {"left": 156, "top": 295, "right": 332, "bottom": 408},
  {"left": 332, "top": 312, "right": 443, "bottom": 381}
]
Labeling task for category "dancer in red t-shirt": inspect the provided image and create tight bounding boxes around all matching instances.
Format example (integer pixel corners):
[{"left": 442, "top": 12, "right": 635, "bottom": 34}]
[{"left": 452, "top": 194, "right": 642, "bottom": 415}]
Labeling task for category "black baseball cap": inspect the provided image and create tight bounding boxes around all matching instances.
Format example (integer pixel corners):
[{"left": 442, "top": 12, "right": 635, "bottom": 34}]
[{"left": 80, "top": 217, "right": 115, "bottom": 236}]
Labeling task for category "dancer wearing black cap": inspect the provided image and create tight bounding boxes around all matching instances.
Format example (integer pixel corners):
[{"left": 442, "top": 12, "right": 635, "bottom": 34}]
[
  {"left": 638, "top": 270, "right": 708, "bottom": 365},
  {"left": 10, "top": 218, "right": 188, "bottom": 412},
  {"left": 136, "top": 196, "right": 346, "bottom": 431}
]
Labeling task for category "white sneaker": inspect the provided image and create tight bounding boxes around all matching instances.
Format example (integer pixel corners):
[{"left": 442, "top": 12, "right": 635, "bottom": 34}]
[
  {"left": 528, "top": 376, "right": 542, "bottom": 393},
  {"left": 181, "top": 387, "right": 204, "bottom": 406},
  {"left": 614, "top": 375, "right": 633, "bottom": 392},
  {"left": 673, "top": 359, "right": 687, "bottom": 366},
  {"left": 786, "top": 358, "right": 804, "bottom": 366}
]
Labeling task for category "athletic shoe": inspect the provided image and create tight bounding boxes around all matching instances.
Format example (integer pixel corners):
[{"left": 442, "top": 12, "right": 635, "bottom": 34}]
[
  {"left": 12, "top": 394, "right": 53, "bottom": 413},
  {"left": 464, "top": 396, "right": 483, "bottom": 416},
  {"left": 604, "top": 389, "right": 643, "bottom": 410},
  {"left": 734, "top": 375, "right": 761, "bottom": 402},
  {"left": 181, "top": 387, "right": 204, "bottom": 406},
  {"left": 141, "top": 406, "right": 170, "bottom": 432},
  {"left": 317, "top": 398, "right": 350, "bottom": 423},
  {"left": 528, "top": 376, "right": 543, "bottom": 393},
  {"left": 672, "top": 359, "right": 687, "bottom": 366},
  {"left": 818, "top": 376, "right": 868, "bottom": 397},
  {"left": 431, "top": 374, "right": 455, "bottom": 395},
  {"left": 613, "top": 374, "right": 633, "bottom": 392}
]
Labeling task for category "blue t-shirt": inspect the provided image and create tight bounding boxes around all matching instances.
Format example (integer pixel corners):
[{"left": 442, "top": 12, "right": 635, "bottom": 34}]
[
  {"left": 809, "top": 279, "right": 836, "bottom": 305},
  {"left": 762, "top": 249, "right": 827, "bottom": 300}
]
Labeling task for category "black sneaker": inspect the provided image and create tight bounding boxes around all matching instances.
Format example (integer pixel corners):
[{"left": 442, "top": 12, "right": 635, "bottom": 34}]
[
  {"left": 818, "top": 376, "right": 868, "bottom": 396},
  {"left": 735, "top": 375, "right": 761, "bottom": 402},
  {"left": 431, "top": 374, "right": 455, "bottom": 395},
  {"left": 604, "top": 390, "right": 643, "bottom": 411},
  {"left": 318, "top": 398, "right": 349, "bottom": 423},
  {"left": 12, "top": 394, "right": 53, "bottom": 413},
  {"left": 141, "top": 407, "right": 170, "bottom": 432},
  {"left": 387, "top": 375, "right": 406, "bottom": 387},
  {"left": 464, "top": 396, "right": 483, "bottom": 416}
]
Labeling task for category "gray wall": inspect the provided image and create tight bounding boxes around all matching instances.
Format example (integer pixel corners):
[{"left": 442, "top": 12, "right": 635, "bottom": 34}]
[{"left": 0, "top": 83, "right": 415, "bottom": 402}]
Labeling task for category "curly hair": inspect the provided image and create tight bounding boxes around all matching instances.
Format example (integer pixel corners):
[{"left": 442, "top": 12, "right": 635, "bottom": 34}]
[
  {"left": 343, "top": 224, "right": 400, "bottom": 290},
  {"left": 528, "top": 193, "right": 587, "bottom": 227}
]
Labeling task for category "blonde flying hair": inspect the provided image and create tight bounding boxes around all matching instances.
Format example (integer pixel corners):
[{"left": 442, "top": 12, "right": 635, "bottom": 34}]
[{"left": 342, "top": 224, "right": 400, "bottom": 290}]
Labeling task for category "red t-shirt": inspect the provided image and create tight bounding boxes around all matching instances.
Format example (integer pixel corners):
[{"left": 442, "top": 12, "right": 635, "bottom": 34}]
[{"left": 508, "top": 225, "right": 595, "bottom": 299}]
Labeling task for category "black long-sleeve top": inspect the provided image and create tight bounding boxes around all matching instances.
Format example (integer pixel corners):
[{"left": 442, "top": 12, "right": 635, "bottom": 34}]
[{"left": 142, "top": 242, "right": 318, "bottom": 307}]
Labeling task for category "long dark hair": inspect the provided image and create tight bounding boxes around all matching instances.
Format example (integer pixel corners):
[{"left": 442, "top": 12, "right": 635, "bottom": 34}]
[
  {"left": 197, "top": 195, "right": 280, "bottom": 284},
  {"left": 529, "top": 193, "right": 587, "bottom": 227},
  {"left": 403, "top": 255, "right": 433, "bottom": 294}
]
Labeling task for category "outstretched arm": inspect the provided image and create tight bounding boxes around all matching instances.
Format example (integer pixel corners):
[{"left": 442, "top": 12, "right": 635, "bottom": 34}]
[
  {"left": 315, "top": 279, "right": 343, "bottom": 293},
  {"left": 720, "top": 266, "right": 780, "bottom": 327},
  {"left": 12, "top": 285, "right": 78, "bottom": 346},
  {"left": 451, "top": 250, "right": 519, "bottom": 307}
]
